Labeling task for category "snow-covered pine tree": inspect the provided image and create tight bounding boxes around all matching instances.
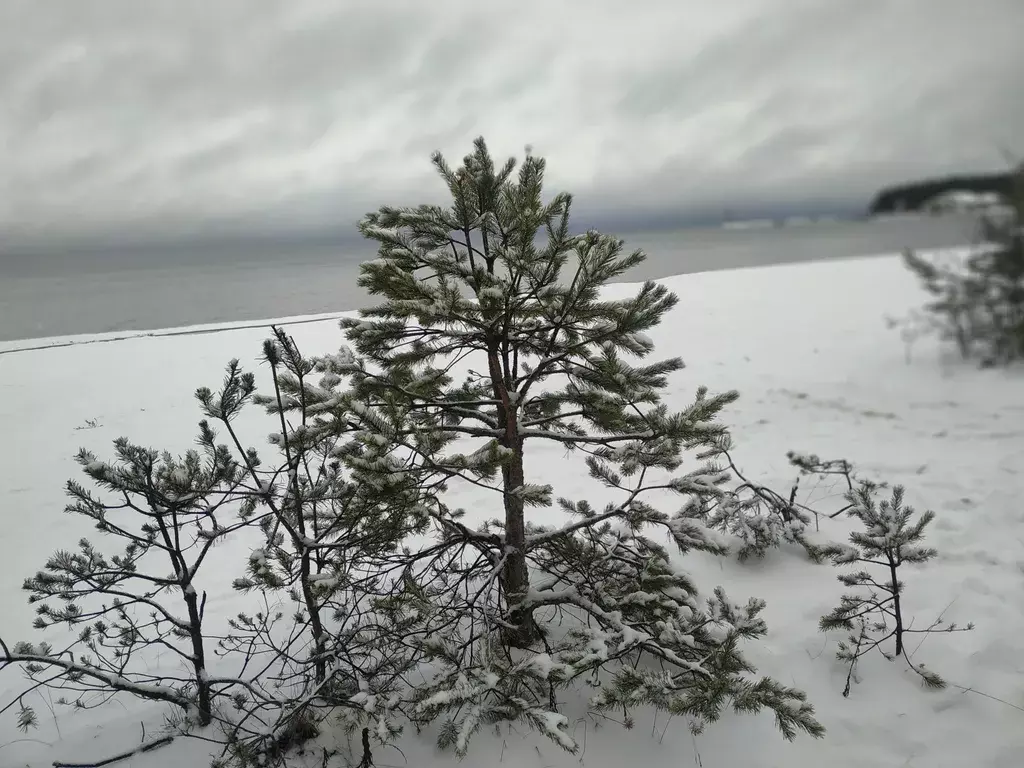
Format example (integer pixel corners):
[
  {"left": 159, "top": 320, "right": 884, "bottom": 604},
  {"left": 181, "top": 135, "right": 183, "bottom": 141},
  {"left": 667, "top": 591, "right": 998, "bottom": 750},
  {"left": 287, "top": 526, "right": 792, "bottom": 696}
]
[
  {"left": 819, "top": 483, "right": 972, "bottom": 696},
  {"left": 675, "top": 443, "right": 835, "bottom": 561},
  {"left": 972, "top": 160, "right": 1024, "bottom": 363},
  {"left": 902, "top": 161, "right": 1024, "bottom": 365},
  {"left": 1, "top": 432, "right": 249, "bottom": 729},
  {"left": 337, "top": 137, "right": 824, "bottom": 752},
  {"left": 2, "top": 330, "right": 429, "bottom": 767},
  {"left": 195, "top": 328, "right": 427, "bottom": 762}
]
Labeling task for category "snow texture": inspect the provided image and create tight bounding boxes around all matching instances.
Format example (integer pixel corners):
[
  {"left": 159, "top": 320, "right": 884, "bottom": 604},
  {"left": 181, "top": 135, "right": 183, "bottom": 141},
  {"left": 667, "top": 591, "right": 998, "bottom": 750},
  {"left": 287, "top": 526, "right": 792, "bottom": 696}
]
[{"left": 2, "top": 251, "right": 1023, "bottom": 767}]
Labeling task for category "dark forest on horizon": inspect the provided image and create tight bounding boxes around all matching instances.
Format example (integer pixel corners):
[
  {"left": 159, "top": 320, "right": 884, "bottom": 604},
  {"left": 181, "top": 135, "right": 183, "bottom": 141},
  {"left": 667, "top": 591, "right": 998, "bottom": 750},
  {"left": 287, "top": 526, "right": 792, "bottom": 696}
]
[{"left": 869, "top": 170, "right": 1015, "bottom": 215}]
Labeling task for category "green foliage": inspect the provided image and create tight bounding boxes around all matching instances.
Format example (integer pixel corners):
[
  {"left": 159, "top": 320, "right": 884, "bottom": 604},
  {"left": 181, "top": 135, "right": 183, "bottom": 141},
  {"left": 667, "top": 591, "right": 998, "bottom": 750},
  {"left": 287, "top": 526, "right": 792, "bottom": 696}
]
[
  {"left": 675, "top": 444, "right": 852, "bottom": 562},
  {"left": 197, "top": 331, "right": 428, "bottom": 602},
  {"left": 195, "top": 329, "right": 429, "bottom": 760},
  {"left": 3, "top": 328, "right": 431, "bottom": 762}
]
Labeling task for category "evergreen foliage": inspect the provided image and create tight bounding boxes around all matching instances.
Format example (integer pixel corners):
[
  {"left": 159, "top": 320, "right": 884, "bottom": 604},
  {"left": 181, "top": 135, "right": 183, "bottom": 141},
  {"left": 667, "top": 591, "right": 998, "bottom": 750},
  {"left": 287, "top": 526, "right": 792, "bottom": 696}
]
[
  {"left": 818, "top": 483, "right": 972, "bottom": 696},
  {"left": 900, "top": 161, "right": 1024, "bottom": 365},
  {"left": 0, "top": 329, "right": 425, "bottom": 768},
  {"left": 677, "top": 448, "right": 891, "bottom": 563},
  {"left": 868, "top": 170, "right": 1015, "bottom": 215},
  {"left": 677, "top": 443, "right": 844, "bottom": 562},
  {"left": 194, "top": 328, "right": 426, "bottom": 764},
  {"left": 3, "top": 433, "right": 249, "bottom": 729}
]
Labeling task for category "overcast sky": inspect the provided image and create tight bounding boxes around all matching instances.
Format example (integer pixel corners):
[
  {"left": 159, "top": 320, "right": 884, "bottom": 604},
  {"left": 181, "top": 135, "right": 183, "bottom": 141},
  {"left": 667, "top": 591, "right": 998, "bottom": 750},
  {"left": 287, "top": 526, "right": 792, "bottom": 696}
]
[{"left": 2, "top": 0, "right": 1022, "bottom": 249}]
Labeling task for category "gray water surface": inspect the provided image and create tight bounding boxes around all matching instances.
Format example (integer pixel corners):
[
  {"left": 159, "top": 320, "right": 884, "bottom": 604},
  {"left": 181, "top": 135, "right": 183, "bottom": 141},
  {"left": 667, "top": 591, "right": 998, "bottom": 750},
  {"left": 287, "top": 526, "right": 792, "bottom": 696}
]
[{"left": 0, "top": 213, "right": 980, "bottom": 342}]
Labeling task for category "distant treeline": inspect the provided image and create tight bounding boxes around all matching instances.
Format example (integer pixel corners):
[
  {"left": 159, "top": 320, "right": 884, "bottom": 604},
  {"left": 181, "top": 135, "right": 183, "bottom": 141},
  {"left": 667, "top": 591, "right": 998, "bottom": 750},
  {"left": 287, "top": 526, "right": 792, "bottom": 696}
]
[{"left": 868, "top": 171, "right": 1014, "bottom": 215}]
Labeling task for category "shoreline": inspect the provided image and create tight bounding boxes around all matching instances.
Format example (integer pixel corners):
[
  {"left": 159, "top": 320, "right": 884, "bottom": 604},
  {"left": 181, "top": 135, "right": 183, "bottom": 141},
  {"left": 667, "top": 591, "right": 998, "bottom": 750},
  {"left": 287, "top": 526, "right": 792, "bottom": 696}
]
[
  {"left": 2, "top": 215, "right": 980, "bottom": 348},
  {"left": 0, "top": 247, "right": 972, "bottom": 357},
  {"left": 0, "top": 310, "right": 354, "bottom": 357}
]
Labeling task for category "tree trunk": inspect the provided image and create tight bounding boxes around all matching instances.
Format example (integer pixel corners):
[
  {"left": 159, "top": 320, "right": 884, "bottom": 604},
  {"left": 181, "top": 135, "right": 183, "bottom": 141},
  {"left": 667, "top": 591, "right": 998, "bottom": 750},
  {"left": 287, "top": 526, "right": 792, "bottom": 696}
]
[
  {"left": 889, "top": 556, "right": 904, "bottom": 656},
  {"left": 182, "top": 587, "right": 212, "bottom": 726},
  {"left": 488, "top": 346, "right": 536, "bottom": 648},
  {"left": 299, "top": 552, "right": 328, "bottom": 683},
  {"left": 501, "top": 448, "right": 536, "bottom": 648}
]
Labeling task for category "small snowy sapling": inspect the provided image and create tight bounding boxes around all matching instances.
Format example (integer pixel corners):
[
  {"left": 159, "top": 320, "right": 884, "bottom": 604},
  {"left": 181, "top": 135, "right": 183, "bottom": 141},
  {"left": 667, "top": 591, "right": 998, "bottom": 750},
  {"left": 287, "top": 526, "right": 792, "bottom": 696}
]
[
  {"left": 195, "top": 329, "right": 425, "bottom": 765},
  {"left": 818, "top": 483, "right": 972, "bottom": 696},
  {"left": 1, "top": 433, "right": 250, "bottom": 728},
  {"left": 2, "top": 331, "right": 428, "bottom": 768}
]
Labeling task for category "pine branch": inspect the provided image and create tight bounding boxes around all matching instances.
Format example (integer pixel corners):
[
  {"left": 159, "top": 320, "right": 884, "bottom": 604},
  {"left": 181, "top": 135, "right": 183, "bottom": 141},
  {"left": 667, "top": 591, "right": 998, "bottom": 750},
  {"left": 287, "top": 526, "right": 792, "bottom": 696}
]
[{"left": 0, "top": 650, "right": 192, "bottom": 710}]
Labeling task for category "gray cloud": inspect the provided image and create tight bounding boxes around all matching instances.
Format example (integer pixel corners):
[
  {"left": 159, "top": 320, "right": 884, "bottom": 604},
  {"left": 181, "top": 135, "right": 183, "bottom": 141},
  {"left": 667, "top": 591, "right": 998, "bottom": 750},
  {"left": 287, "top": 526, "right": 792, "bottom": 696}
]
[{"left": 2, "top": 0, "right": 1023, "bottom": 248}]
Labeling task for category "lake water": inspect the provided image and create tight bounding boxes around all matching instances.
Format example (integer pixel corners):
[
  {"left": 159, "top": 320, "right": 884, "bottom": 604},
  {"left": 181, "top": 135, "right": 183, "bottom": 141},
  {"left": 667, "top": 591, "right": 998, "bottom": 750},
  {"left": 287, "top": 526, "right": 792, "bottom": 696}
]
[{"left": 0, "top": 213, "right": 981, "bottom": 343}]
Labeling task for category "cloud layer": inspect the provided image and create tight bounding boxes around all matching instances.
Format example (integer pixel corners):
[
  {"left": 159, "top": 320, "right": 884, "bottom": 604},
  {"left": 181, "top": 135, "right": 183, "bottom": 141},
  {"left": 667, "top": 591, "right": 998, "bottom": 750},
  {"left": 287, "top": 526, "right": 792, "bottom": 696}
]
[{"left": 2, "top": 0, "right": 1023, "bottom": 247}]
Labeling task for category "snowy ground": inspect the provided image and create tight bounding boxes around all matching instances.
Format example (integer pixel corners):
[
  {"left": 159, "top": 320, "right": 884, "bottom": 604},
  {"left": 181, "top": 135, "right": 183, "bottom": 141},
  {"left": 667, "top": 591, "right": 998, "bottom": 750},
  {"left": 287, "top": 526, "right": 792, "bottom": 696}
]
[{"left": 1, "top": 252, "right": 1022, "bottom": 767}]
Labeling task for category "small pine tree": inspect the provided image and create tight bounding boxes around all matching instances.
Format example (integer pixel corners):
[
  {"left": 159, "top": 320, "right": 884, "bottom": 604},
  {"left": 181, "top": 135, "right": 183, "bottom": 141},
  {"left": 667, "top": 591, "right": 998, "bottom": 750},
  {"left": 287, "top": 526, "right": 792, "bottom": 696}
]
[
  {"left": 1, "top": 432, "right": 247, "bottom": 728},
  {"left": 195, "top": 329, "right": 424, "bottom": 762},
  {"left": 338, "top": 137, "right": 824, "bottom": 753},
  {"left": 973, "top": 160, "right": 1024, "bottom": 362},
  {"left": 901, "top": 161, "right": 1024, "bottom": 365},
  {"left": 2, "top": 331, "right": 425, "bottom": 768},
  {"left": 819, "top": 484, "right": 972, "bottom": 696},
  {"left": 787, "top": 450, "right": 885, "bottom": 524}
]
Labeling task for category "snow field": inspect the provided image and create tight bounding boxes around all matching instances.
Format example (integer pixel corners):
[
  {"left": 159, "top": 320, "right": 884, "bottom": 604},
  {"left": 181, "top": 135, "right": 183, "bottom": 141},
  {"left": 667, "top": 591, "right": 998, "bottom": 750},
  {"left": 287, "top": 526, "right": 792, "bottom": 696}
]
[{"left": 1, "top": 251, "right": 1022, "bottom": 767}]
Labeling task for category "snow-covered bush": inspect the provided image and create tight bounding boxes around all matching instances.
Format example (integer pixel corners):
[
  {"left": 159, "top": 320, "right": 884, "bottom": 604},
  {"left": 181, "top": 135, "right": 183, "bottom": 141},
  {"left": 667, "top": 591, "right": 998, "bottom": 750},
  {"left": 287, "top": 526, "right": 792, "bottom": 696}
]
[
  {"left": 900, "top": 161, "right": 1024, "bottom": 365},
  {"left": 819, "top": 483, "right": 972, "bottom": 696},
  {"left": 675, "top": 442, "right": 839, "bottom": 562},
  {"left": 675, "top": 447, "right": 887, "bottom": 562}
]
